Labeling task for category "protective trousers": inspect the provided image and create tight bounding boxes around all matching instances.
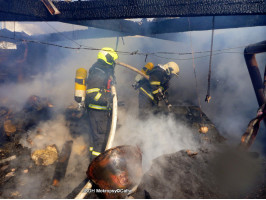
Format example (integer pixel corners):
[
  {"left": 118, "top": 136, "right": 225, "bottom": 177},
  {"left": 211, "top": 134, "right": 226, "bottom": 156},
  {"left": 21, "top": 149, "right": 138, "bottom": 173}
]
[{"left": 87, "top": 109, "right": 111, "bottom": 161}]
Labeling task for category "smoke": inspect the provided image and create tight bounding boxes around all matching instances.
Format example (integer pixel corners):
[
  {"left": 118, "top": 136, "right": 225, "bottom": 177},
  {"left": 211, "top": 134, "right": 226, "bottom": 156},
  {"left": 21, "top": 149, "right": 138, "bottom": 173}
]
[
  {"left": 197, "top": 27, "right": 266, "bottom": 151},
  {"left": 114, "top": 111, "right": 199, "bottom": 171},
  {"left": 19, "top": 115, "right": 72, "bottom": 150},
  {"left": 115, "top": 26, "right": 266, "bottom": 152}
]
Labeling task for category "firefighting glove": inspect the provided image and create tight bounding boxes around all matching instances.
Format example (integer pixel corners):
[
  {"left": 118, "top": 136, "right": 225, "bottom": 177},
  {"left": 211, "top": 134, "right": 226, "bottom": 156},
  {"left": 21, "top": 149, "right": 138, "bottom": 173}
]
[{"left": 157, "top": 87, "right": 165, "bottom": 101}]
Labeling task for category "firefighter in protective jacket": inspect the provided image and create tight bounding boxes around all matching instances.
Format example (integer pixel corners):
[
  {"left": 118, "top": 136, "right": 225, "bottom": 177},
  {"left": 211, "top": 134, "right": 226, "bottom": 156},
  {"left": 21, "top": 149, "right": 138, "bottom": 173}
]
[
  {"left": 85, "top": 47, "right": 118, "bottom": 160},
  {"left": 137, "top": 62, "right": 179, "bottom": 116}
]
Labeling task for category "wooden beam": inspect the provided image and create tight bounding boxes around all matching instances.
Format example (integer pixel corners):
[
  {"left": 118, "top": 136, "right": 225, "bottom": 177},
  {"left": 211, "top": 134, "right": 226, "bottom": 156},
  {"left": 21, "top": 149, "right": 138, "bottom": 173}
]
[{"left": 0, "top": 0, "right": 265, "bottom": 21}]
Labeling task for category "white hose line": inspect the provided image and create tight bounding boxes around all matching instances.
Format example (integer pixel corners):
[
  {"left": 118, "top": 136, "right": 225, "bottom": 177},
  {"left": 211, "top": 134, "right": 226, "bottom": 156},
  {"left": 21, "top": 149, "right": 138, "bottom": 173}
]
[
  {"left": 105, "top": 85, "right": 118, "bottom": 150},
  {"left": 75, "top": 85, "right": 118, "bottom": 199},
  {"left": 74, "top": 181, "right": 92, "bottom": 199}
]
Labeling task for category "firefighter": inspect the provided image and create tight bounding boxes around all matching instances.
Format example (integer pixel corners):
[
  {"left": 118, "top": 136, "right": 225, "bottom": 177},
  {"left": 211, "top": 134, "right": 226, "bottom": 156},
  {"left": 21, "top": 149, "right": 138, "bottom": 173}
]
[
  {"left": 137, "top": 62, "right": 179, "bottom": 116},
  {"left": 85, "top": 47, "right": 118, "bottom": 160}
]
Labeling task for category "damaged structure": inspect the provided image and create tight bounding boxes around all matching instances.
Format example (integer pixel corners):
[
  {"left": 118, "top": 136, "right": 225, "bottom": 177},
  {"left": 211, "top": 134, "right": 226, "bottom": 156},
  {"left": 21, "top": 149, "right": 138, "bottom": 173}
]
[{"left": 0, "top": 0, "right": 266, "bottom": 199}]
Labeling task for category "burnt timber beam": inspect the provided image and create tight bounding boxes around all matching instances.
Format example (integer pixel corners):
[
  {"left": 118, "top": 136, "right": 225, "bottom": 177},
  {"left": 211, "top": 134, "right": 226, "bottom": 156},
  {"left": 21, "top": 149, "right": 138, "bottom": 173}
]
[
  {"left": 0, "top": 0, "right": 265, "bottom": 21},
  {"left": 146, "top": 15, "right": 266, "bottom": 34},
  {"left": 69, "top": 15, "right": 266, "bottom": 36}
]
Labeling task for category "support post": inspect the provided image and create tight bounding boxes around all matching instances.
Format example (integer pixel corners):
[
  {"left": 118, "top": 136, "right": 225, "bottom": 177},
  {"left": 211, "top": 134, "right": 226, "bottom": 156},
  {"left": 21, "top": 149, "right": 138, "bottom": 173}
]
[{"left": 244, "top": 41, "right": 266, "bottom": 107}]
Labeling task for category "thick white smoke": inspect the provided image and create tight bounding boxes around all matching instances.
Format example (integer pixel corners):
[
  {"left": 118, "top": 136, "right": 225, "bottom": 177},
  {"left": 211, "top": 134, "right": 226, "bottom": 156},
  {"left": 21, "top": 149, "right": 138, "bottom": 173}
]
[{"left": 114, "top": 111, "right": 199, "bottom": 171}]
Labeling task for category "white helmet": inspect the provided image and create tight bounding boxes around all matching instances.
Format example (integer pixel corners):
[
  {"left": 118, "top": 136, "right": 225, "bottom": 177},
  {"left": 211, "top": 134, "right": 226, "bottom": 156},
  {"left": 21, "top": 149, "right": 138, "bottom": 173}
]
[{"left": 162, "top": 62, "right": 180, "bottom": 77}]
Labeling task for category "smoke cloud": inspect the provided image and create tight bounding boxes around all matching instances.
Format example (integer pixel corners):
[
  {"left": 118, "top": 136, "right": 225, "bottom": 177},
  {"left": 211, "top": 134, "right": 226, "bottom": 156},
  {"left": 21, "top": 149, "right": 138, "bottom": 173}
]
[{"left": 114, "top": 111, "right": 199, "bottom": 171}]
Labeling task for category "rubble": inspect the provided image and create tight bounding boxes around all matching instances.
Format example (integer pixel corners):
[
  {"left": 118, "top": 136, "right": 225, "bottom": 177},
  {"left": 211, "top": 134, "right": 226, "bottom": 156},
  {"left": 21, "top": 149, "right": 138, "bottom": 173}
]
[
  {"left": 10, "top": 191, "right": 21, "bottom": 197},
  {"left": 0, "top": 155, "right": 16, "bottom": 164},
  {"left": 3, "top": 120, "right": 16, "bottom": 136},
  {"left": 0, "top": 98, "right": 265, "bottom": 199},
  {"left": 0, "top": 165, "right": 8, "bottom": 171},
  {"left": 0, "top": 107, "right": 9, "bottom": 117},
  {"left": 5, "top": 171, "right": 15, "bottom": 177},
  {"left": 52, "top": 140, "right": 73, "bottom": 186},
  {"left": 133, "top": 148, "right": 265, "bottom": 199},
  {"left": 31, "top": 145, "right": 58, "bottom": 166},
  {"left": 24, "top": 95, "right": 48, "bottom": 112},
  {"left": 199, "top": 126, "right": 208, "bottom": 134},
  {"left": 186, "top": 150, "right": 198, "bottom": 157}
]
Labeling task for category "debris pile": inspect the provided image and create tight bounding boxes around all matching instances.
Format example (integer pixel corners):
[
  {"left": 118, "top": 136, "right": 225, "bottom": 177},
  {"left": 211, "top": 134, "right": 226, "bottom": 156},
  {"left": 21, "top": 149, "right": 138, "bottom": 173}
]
[
  {"left": 0, "top": 95, "right": 53, "bottom": 145},
  {"left": 31, "top": 145, "right": 58, "bottom": 166},
  {"left": 0, "top": 98, "right": 265, "bottom": 199},
  {"left": 3, "top": 120, "right": 16, "bottom": 137},
  {"left": 133, "top": 148, "right": 266, "bottom": 199}
]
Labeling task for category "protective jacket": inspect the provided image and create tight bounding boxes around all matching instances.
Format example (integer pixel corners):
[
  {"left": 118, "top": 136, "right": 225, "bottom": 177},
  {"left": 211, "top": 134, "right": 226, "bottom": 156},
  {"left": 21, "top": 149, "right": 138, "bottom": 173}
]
[
  {"left": 139, "top": 65, "right": 170, "bottom": 104},
  {"left": 85, "top": 59, "right": 114, "bottom": 110}
]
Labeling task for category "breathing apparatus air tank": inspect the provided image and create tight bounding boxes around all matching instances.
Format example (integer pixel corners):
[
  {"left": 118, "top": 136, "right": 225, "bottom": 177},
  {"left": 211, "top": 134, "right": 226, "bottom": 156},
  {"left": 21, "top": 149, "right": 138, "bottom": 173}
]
[{"left": 74, "top": 68, "right": 87, "bottom": 103}]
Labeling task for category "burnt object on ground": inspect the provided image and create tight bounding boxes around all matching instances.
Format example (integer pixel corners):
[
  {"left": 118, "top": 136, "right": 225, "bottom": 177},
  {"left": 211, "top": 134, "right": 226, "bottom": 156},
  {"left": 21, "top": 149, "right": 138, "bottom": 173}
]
[
  {"left": 87, "top": 145, "right": 142, "bottom": 199},
  {"left": 21, "top": 95, "right": 53, "bottom": 131},
  {"left": 52, "top": 140, "right": 73, "bottom": 186},
  {"left": 133, "top": 148, "right": 265, "bottom": 199},
  {"left": 31, "top": 144, "right": 58, "bottom": 166}
]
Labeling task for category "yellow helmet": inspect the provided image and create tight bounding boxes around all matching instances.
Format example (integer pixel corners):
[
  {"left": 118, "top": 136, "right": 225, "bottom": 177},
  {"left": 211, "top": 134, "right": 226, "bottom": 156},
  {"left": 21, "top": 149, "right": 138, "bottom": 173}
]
[
  {"left": 162, "top": 62, "right": 180, "bottom": 77},
  {"left": 97, "top": 47, "right": 118, "bottom": 65}
]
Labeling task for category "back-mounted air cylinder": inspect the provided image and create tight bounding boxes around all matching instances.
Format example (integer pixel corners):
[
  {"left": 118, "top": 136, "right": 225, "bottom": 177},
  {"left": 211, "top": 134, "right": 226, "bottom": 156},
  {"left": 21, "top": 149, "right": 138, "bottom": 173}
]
[{"left": 74, "top": 68, "right": 87, "bottom": 103}]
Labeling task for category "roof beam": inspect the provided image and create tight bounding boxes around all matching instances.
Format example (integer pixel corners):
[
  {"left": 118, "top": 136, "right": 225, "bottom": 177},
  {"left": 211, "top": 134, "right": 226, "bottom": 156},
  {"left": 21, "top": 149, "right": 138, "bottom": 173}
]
[
  {"left": 0, "top": 0, "right": 265, "bottom": 21},
  {"left": 68, "top": 15, "right": 266, "bottom": 36}
]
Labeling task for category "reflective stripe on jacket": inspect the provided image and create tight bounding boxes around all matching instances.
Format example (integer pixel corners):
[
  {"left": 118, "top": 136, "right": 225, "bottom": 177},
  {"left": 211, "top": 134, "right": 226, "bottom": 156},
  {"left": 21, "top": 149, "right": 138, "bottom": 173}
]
[
  {"left": 140, "top": 87, "right": 154, "bottom": 100},
  {"left": 88, "top": 104, "right": 109, "bottom": 110}
]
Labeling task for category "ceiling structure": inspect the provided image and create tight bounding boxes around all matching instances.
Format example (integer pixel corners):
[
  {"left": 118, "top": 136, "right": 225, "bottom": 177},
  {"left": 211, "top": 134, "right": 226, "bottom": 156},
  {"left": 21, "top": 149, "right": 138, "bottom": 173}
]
[
  {"left": 0, "top": 0, "right": 265, "bottom": 41},
  {"left": 0, "top": 0, "right": 265, "bottom": 21}
]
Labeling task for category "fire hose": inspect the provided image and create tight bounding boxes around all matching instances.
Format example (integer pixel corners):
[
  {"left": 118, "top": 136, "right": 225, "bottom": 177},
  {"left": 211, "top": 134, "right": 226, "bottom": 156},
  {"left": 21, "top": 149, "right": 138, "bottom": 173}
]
[
  {"left": 74, "top": 84, "right": 118, "bottom": 199},
  {"left": 116, "top": 61, "right": 149, "bottom": 80}
]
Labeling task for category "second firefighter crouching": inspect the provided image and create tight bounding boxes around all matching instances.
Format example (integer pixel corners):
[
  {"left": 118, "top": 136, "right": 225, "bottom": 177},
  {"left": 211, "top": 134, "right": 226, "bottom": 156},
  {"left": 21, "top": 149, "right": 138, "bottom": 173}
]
[
  {"left": 134, "top": 62, "right": 180, "bottom": 117},
  {"left": 85, "top": 47, "right": 118, "bottom": 161}
]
